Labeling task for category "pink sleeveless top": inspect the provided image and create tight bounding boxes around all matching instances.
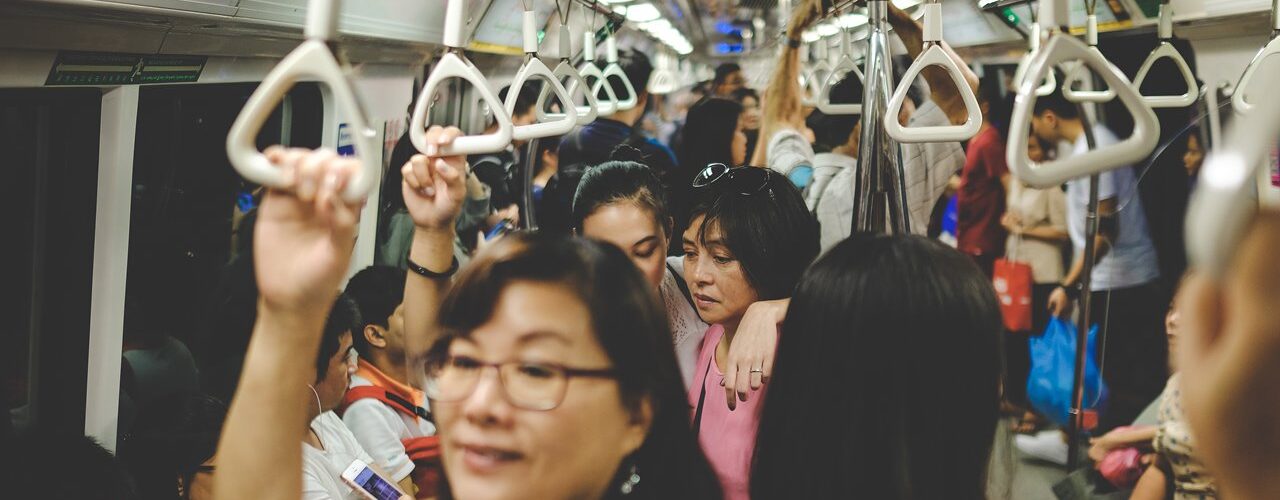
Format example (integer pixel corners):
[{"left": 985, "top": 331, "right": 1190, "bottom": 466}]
[{"left": 689, "top": 324, "right": 768, "bottom": 500}]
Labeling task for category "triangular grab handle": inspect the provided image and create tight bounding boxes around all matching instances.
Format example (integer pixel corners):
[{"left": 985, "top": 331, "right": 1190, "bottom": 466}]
[
  {"left": 817, "top": 56, "right": 863, "bottom": 115},
  {"left": 1187, "top": 64, "right": 1280, "bottom": 277},
  {"left": 581, "top": 61, "right": 619, "bottom": 116},
  {"left": 1232, "top": 36, "right": 1280, "bottom": 115},
  {"left": 508, "top": 57, "right": 578, "bottom": 140},
  {"left": 410, "top": 52, "right": 514, "bottom": 156},
  {"left": 1062, "top": 46, "right": 1118, "bottom": 103},
  {"left": 596, "top": 36, "right": 638, "bottom": 112},
  {"left": 537, "top": 61, "right": 599, "bottom": 125},
  {"left": 227, "top": 40, "right": 378, "bottom": 202},
  {"left": 1133, "top": 42, "right": 1198, "bottom": 108},
  {"left": 1006, "top": 34, "right": 1160, "bottom": 188},
  {"left": 885, "top": 44, "right": 981, "bottom": 143}
]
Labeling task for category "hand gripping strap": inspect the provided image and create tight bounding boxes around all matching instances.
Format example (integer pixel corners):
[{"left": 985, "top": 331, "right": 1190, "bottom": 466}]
[
  {"left": 226, "top": 40, "right": 378, "bottom": 202},
  {"left": 410, "top": 52, "right": 514, "bottom": 156}
]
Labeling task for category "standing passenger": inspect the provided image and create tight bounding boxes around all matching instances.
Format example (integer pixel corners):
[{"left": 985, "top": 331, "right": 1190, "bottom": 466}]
[
  {"left": 682, "top": 164, "right": 819, "bottom": 500},
  {"left": 673, "top": 98, "right": 749, "bottom": 253},
  {"left": 956, "top": 80, "right": 1014, "bottom": 278},
  {"left": 751, "top": 234, "right": 1002, "bottom": 499}
]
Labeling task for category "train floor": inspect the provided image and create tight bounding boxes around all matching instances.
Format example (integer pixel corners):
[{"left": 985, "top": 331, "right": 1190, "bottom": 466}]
[{"left": 990, "top": 418, "right": 1071, "bottom": 499}]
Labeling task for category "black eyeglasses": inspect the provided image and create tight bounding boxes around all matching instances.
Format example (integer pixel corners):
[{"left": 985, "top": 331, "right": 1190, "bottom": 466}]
[
  {"left": 692, "top": 163, "right": 773, "bottom": 196},
  {"left": 425, "top": 355, "right": 618, "bottom": 411}
]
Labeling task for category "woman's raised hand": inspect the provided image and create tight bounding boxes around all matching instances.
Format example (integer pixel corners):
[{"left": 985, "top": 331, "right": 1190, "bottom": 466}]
[{"left": 403, "top": 126, "right": 468, "bottom": 231}]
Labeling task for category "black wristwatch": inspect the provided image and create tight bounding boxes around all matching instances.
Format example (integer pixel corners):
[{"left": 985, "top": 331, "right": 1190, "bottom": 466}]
[
  {"left": 1058, "top": 282, "right": 1082, "bottom": 300},
  {"left": 407, "top": 256, "right": 459, "bottom": 280}
]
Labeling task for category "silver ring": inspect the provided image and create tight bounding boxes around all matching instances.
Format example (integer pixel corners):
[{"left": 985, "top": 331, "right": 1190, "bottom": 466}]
[{"left": 750, "top": 369, "right": 764, "bottom": 374}]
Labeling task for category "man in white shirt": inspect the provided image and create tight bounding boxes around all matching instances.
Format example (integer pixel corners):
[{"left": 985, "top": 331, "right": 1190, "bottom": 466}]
[
  {"left": 341, "top": 266, "right": 438, "bottom": 495},
  {"left": 1032, "top": 90, "right": 1167, "bottom": 433},
  {"left": 304, "top": 295, "right": 412, "bottom": 499}
]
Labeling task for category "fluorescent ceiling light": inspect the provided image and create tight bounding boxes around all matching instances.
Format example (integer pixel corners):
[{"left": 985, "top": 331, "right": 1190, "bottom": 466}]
[
  {"left": 624, "top": 3, "right": 662, "bottom": 23},
  {"left": 675, "top": 45, "right": 693, "bottom": 55},
  {"left": 892, "top": 0, "right": 923, "bottom": 8},
  {"left": 837, "top": 13, "right": 868, "bottom": 28},
  {"left": 639, "top": 19, "right": 672, "bottom": 32},
  {"left": 816, "top": 22, "right": 839, "bottom": 37},
  {"left": 801, "top": 30, "right": 821, "bottom": 43},
  {"left": 599, "top": 0, "right": 631, "bottom": 4}
]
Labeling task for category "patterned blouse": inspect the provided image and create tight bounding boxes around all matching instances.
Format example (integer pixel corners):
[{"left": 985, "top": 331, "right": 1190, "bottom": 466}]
[{"left": 1153, "top": 373, "right": 1218, "bottom": 499}]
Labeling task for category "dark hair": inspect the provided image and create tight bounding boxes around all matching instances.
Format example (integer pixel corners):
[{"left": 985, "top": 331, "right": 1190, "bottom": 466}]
[
  {"left": 687, "top": 171, "right": 819, "bottom": 300},
  {"left": 714, "top": 63, "right": 742, "bottom": 86},
  {"left": 428, "top": 233, "right": 722, "bottom": 499},
  {"left": 731, "top": 87, "right": 758, "bottom": 104},
  {"left": 499, "top": 84, "right": 541, "bottom": 119},
  {"left": 316, "top": 293, "right": 360, "bottom": 383},
  {"left": 572, "top": 161, "right": 670, "bottom": 238},
  {"left": 812, "top": 74, "right": 864, "bottom": 150},
  {"left": 1032, "top": 86, "right": 1080, "bottom": 119},
  {"left": 345, "top": 266, "right": 407, "bottom": 358},
  {"left": 1, "top": 430, "right": 138, "bottom": 499},
  {"left": 751, "top": 234, "right": 1003, "bottom": 500},
  {"left": 678, "top": 97, "right": 744, "bottom": 172},
  {"left": 120, "top": 393, "right": 227, "bottom": 500}
]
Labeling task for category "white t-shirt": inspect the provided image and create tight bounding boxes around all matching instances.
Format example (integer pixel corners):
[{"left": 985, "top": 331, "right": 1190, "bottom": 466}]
[
  {"left": 812, "top": 100, "right": 964, "bottom": 251},
  {"left": 1065, "top": 126, "right": 1161, "bottom": 291},
  {"left": 342, "top": 374, "right": 437, "bottom": 482},
  {"left": 765, "top": 128, "right": 816, "bottom": 180},
  {"left": 303, "top": 411, "right": 378, "bottom": 500},
  {"left": 664, "top": 256, "right": 709, "bottom": 387}
]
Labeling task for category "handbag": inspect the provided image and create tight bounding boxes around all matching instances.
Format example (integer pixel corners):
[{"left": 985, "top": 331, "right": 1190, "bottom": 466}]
[
  {"left": 993, "top": 234, "right": 1034, "bottom": 332},
  {"left": 1027, "top": 317, "right": 1108, "bottom": 427}
]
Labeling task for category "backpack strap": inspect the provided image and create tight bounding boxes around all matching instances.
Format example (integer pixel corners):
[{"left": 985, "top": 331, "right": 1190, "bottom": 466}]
[{"left": 340, "top": 386, "right": 433, "bottom": 422}]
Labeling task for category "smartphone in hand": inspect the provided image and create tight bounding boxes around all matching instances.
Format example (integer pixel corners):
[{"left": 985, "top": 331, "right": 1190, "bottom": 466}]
[{"left": 341, "top": 459, "right": 409, "bottom": 500}]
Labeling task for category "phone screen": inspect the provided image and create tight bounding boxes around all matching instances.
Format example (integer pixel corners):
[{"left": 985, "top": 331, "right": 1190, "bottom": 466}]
[{"left": 351, "top": 466, "right": 402, "bottom": 500}]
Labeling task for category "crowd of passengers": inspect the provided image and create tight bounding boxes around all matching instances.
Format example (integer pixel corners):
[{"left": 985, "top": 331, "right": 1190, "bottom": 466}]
[{"left": 3, "top": 1, "right": 1271, "bottom": 499}]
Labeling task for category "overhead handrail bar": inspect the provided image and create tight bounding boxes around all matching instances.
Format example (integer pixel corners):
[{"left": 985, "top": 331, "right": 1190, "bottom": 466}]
[
  {"left": 1013, "top": 23, "right": 1058, "bottom": 97},
  {"left": 409, "top": 0, "right": 513, "bottom": 155},
  {"left": 1132, "top": 0, "right": 1198, "bottom": 108},
  {"left": 884, "top": 0, "right": 982, "bottom": 143},
  {"left": 818, "top": 17, "right": 864, "bottom": 115},
  {"left": 226, "top": 0, "right": 378, "bottom": 202},
  {"left": 595, "top": 33, "right": 639, "bottom": 111},
  {"left": 1188, "top": 63, "right": 1280, "bottom": 277},
  {"left": 537, "top": 24, "right": 600, "bottom": 125},
  {"left": 508, "top": 10, "right": 578, "bottom": 140},
  {"left": 1232, "top": 0, "right": 1280, "bottom": 115},
  {"left": 1063, "top": 13, "right": 1118, "bottom": 103},
  {"left": 1007, "top": 34, "right": 1160, "bottom": 188}
]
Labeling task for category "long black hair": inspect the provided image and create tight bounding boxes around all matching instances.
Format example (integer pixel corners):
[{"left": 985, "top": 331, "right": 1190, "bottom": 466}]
[
  {"left": 751, "top": 234, "right": 1003, "bottom": 500},
  {"left": 686, "top": 169, "right": 819, "bottom": 301},
  {"left": 677, "top": 97, "right": 744, "bottom": 174},
  {"left": 428, "top": 233, "right": 722, "bottom": 500}
]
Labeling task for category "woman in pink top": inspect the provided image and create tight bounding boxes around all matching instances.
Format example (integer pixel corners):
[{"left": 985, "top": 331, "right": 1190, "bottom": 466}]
[{"left": 680, "top": 164, "right": 820, "bottom": 500}]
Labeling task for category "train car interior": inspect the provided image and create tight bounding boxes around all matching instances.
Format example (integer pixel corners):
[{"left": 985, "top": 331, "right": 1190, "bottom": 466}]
[{"left": 4, "top": 0, "right": 1280, "bottom": 498}]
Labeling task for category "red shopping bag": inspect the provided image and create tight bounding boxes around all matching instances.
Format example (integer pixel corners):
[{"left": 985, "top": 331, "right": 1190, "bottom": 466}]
[{"left": 993, "top": 258, "right": 1033, "bottom": 332}]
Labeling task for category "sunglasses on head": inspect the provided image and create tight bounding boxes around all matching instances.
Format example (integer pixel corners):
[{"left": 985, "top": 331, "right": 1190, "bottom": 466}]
[{"left": 692, "top": 163, "right": 773, "bottom": 196}]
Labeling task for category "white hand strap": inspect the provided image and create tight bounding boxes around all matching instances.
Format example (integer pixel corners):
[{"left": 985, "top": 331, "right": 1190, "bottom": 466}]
[
  {"left": 409, "top": 0, "right": 513, "bottom": 155},
  {"left": 1188, "top": 64, "right": 1280, "bottom": 277},
  {"left": 507, "top": 12, "right": 577, "bottom": 140},
  {"left": 580, "top": 32, "right": 619, "bottom": 115},
  {"left": 536, "top": 26, "right": 598, "bottom": 125},
  {"left": 1232, "top": 36, "right": 1280, "bottom": 115},
  {"left": 1062, "top": 15, "right": 1117, "bottom": 104},
  {"left": 1132, "top": 4, "right": 1197, "bottom": 108},
  {"left": 1006, "top": 34, "right": 1160, "bottom": 188},
  {"left": 596, "top": 35, "right": 638, "bottom": 111},
  {"left": 226, "top": 0, "right": 377, "bottom": 202},
  {"left": 1014, "top": 24, "right": 1058, "bottom": 97},
  {"left": 818, "top": 28, "right": 863, "bottom": 115},
  {"left": 884, "top": 2, "right": 980, "bottom": 143}
]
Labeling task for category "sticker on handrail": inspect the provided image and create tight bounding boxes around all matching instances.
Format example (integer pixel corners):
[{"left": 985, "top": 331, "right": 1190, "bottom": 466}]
[
  {"left": 46, "top": 51, "right": 207, "bottom": 86},
  {"left": 338, "top": 124, "right": 355, "bottom": 156}
]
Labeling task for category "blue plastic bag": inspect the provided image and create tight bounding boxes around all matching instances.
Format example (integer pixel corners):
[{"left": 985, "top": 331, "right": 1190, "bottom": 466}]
[{"left": 1026, "top": 317, "right": 1108, "bottom": 427}]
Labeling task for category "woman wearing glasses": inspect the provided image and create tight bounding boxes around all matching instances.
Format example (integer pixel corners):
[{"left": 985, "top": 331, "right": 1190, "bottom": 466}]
[
  {"left": 681, "top": 163, "right": 820, "bottom": 500},
  {"left": 572, "top": 161, "right": 792, "bottom": 391},
  {"left": 397, "top": 128, "right": 722, "bottom": 500}
]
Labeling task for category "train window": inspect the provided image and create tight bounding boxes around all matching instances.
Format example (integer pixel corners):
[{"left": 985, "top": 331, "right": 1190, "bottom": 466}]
[
  {"left": 1, "top": 89, "right": 102, "bottom": 438},
  {"left": 122, "top": 83, "right": 321, "bottom": 427}
]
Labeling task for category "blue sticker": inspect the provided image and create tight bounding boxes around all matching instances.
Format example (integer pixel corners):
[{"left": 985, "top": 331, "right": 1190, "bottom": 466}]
[{"left": 337, "top": 123, "right": 355, "bottom": 156}]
